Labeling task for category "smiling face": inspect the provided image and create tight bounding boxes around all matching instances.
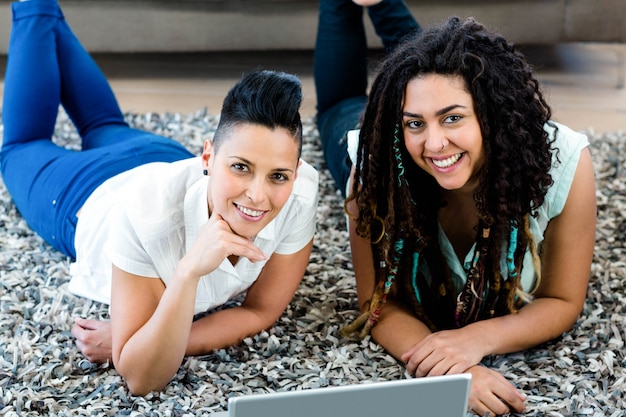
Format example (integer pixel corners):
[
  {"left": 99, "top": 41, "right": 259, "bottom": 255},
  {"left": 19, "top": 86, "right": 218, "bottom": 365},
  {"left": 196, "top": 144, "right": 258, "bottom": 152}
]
[
  {"left": 202, "top": 123, "right": 301, "bottom": 239},
  {"left": 402, "top": 74, "right": 484, "bottom": 193}
]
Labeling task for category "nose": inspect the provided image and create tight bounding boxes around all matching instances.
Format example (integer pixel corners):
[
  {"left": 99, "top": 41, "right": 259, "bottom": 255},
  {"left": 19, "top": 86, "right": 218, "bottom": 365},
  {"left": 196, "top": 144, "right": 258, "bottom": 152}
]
[
  {"left": 424, "top": 126, "right": 445, "bottom": 153},
  {"left": 245, "top": 176, "right": 267, "bottom": 204}
]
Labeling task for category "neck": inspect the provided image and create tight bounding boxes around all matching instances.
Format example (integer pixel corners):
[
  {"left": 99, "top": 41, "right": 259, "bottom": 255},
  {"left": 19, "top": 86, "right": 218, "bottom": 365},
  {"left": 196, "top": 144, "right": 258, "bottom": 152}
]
[{"left": 440, "top": 182, "right": 477, "bottom": 210}]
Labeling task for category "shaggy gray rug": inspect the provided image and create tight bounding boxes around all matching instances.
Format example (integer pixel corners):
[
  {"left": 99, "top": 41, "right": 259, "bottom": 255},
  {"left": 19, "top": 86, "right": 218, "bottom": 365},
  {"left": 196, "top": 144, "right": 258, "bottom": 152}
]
[{"left": 0, "top": 109, "right": 625, "bottom": 417}]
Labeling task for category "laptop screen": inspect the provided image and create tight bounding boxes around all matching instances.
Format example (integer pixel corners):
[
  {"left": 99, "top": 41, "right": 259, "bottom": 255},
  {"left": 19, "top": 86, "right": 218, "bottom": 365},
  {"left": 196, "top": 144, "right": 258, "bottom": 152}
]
[{"left": 213, "top": 374, "right": 471, "bottom": 417}]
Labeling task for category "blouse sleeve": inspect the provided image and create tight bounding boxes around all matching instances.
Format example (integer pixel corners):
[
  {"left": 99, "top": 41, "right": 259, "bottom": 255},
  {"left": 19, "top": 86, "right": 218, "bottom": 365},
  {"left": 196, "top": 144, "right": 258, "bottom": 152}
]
[
  {"left": 542, "top": 122, "right": 590, "bottom": 220},
  {"left": 104, "top": 203, "right": 162, "bottom": 279}
]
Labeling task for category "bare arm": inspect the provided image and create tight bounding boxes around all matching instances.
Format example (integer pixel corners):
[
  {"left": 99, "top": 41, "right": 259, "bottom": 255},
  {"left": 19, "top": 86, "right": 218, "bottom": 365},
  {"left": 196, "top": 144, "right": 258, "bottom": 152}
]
[
  {"left": 347, "top": 194, "right": 432, "bottom": 356},
  {"left": 110, "top": 265, "right": 192, "bottom": 396},
  {"left": 399, "top": 148, "right": 596, "bottom": 415},
  {"left": 110, "top": 213, "right": 268, "bottom": 395},
  {"left": 186, "top": 240, "right": 312, "bottom": 355},
  {"left": 349, "top": 216, "right": 526, "bottom": 416},
  {"left": 110, "top": 240, "right": 311, "bottom": 396},
  {"left": 404, "top": 148, "right": 596, "bottom": 371},
  {"left": 348, "top": 148, "right": 597, "bottom": 414}
]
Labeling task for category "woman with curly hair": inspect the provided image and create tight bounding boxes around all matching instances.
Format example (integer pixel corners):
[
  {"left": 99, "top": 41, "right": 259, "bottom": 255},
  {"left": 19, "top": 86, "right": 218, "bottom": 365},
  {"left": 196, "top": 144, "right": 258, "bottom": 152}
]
[{"left": 315, "top": 1, "right": 596, "bottom": 415}]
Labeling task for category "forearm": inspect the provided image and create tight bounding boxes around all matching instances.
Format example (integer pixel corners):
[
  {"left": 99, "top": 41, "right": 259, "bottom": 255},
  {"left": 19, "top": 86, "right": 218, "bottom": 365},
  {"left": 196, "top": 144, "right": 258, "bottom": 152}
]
[
  {"left": 467, "top": 296, "right": 583, "bottom": 357},
  {"left": 184, "top": 244, "right": 312, "bottom": 356},
  {"left": 373, "top": 295, "right": 582, "bottom": 377},
  {"left": 186, "top": 306, "right": 271, "bottom": 356},
  {"left": 369, "top": 302, "right": 432, "bottom": 360},
  {"left": 114, "top": 272, "right": 198, "bottom": 395}
]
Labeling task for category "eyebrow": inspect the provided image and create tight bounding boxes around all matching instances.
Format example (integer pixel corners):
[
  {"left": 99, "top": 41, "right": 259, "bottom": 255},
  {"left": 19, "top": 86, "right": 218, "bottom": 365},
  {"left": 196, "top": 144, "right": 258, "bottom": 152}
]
[
  {"left": 229, "top": 156, "right": 295, "bottom": 173},
  {"left": 403, "top": 104, "right": 467, "bottom": 118}
]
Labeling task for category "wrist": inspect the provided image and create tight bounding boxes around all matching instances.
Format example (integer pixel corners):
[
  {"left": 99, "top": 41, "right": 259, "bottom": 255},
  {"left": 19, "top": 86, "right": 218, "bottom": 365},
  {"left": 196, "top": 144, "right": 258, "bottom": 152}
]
[
  {"left": 465, "top": 319, "right": 499, "bottom": 357},
  {"left": 174, "top": 255, "right": 203, "bottom": 285}
]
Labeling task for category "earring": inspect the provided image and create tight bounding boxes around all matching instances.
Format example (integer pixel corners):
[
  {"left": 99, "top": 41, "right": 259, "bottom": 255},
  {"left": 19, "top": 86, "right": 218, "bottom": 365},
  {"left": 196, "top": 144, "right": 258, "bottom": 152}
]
[{"left": 203, "top": 169, "right": 208, "bottom": 176}]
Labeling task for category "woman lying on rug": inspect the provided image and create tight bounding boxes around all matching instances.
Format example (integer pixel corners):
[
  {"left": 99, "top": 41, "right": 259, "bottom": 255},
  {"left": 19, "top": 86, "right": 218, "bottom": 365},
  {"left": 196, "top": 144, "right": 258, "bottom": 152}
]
[
  {"left": 314, "top": 0, "right": 596, "bottom": 415},
  {"left": 1, "top": 0, "right": 318, "bottom": 396}
]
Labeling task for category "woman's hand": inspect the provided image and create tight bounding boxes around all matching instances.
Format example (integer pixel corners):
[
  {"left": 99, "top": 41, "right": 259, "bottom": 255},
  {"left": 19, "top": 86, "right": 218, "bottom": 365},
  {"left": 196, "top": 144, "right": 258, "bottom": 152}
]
[
  {"left": 466, "top": 365, "right": 526, "bottom": 416},
  {"left": 401, "top": 327, "right": 485, "bottom": 377},
  {"left": 180, "top": 213, "right": 267, "bottom": 280},
  {"left": 400, "top": 328, "right": 525, "bottom": 415},
  {"left": 71, "top": 317, "right": 112, "bottom": 363}
]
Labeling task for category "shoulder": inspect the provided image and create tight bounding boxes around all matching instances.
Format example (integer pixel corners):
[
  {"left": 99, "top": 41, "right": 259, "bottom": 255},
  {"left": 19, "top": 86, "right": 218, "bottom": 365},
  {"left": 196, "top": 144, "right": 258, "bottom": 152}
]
[
  {"left": 546, "top": 122, "right": 589, "bottom": 159},
  {"left": 110, "top": 157, "right": 202, "bottom": 236},
  {"left": 545, "top": 121, "right": 589, "bottom": 180},
  {"left": 121, "top": 157, "right": 201, "bottom": 202},
  {"left": 541, "top": 122, "right": 590, "bottom": 218}
]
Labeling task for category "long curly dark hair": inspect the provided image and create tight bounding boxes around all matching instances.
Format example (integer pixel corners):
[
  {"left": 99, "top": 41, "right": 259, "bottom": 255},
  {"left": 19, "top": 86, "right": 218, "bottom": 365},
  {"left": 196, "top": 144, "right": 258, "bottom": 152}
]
[{"left": 342, "top": 17, "right": 555, "bottom": 338}]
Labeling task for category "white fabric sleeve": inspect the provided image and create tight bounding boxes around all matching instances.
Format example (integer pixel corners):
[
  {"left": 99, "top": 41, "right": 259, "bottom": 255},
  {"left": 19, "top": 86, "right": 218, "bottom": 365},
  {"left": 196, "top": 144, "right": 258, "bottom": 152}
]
[{"left": 104, "top": 204, "right": 161, "bottom": 279}]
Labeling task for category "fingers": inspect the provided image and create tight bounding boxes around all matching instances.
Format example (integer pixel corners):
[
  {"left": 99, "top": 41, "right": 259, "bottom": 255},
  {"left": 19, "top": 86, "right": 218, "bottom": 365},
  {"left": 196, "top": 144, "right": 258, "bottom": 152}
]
[
  {"left": 223, "top": 233, "right": 267, "bottom": 262},
  {"left": 402, "top": 330, "right": 482, "bottom": 378},
  {"left": 400, "top": 342, "right": 420, "bottom": 364},
  {"left": 403, "top": 343, "right": 470, "bottom": 377},
  {"left": 468, "top": 366, "right": 526, "bottom": 416},
  {"left": 408, "top": 357, "right": 464, "bottom": 378},
  {"left": 471, "top": 394, "right": 524, "bottom": 417},
  {"left": 406, "top": 350, "right": 438, "bottom": 377},
  {"left": 403, "top": 344, "right": 527, "bottom": 416},
  {"left": 73, "top": 317, "right": 103, "bottom": 330},
  {"left": 208, "top": 214, "right": 267, "bottom": 262},
  {"left": 71, "top": 318, "right": 113, "bottom": 364},
  {"left": 183, "top": 214, "right": 268, "bottom": 278},
  {"left": 401, "top": 339, "right": 431, "bottom": 376}
]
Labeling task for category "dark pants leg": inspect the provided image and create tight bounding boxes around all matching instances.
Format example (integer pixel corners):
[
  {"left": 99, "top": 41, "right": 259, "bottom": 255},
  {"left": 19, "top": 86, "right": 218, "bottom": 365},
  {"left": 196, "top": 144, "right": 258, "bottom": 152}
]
[
  {"left": 313, "top": 0, "right": 420, "bottom": 196},
  {"left": 1, "top": 0, "right": 192, "bottom": 257}
]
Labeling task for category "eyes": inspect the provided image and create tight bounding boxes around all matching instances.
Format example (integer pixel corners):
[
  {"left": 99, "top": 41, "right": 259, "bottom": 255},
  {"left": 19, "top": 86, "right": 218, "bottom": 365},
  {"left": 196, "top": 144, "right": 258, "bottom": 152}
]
[
  {"left": 232, "top": 162, "right": 248, "bottom": 173},
  {"left": 405, "top": 114, "right": 463, "bottom": 130},
  {"left": 231, "top": 163, "right": 290, "bottom": 183}
]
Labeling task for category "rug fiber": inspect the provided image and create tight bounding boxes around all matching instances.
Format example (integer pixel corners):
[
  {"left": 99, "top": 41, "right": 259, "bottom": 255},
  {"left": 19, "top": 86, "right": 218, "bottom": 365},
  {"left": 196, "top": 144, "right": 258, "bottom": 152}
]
[{"left": 0, "top": 110, "right": 625, "bottom": 416}]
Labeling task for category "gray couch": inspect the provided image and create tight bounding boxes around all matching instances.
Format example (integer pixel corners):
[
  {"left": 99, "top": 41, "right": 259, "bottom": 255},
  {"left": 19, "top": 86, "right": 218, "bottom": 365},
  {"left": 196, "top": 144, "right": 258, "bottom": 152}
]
[{"left": 0, "top": 0, "right": 624, "bottom": 53}]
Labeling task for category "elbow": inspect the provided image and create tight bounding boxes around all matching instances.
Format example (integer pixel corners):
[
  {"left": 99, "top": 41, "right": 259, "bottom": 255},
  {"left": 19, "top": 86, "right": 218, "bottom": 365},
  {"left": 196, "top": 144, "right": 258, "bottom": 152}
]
[
  {"left": 561, "top": 298, "right": 587, "bottom": 332},
  {"left": 114, "top": 358, "right": 170, "bottom": 397},
  {"left": 126, "top": 382, "right": 152, "bottom": 397},
  {"left": 563, "top": 309, "right": 583, "bottom": 334},
  {"left": 531, "top": 297, "right": 584, "bottom": 340},
  {"left": 124, "top": 373, "right": 168, "bottom": 397}
]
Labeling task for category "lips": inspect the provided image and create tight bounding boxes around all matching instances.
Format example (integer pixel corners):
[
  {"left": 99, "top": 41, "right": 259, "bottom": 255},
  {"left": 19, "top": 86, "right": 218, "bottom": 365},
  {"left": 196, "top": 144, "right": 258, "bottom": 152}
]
[
  {"left": 235, "top": 203, "right": 265, "bottom": 219},
  {"left": 432, "top": 153, "right": 463, "bottom": 169}
]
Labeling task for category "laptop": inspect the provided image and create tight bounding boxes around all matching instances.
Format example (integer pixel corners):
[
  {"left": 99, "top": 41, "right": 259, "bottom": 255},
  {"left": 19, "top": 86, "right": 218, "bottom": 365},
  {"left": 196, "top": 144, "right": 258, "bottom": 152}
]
[{"left": 209, "top": 373, "right": 471, "bottom": 417}]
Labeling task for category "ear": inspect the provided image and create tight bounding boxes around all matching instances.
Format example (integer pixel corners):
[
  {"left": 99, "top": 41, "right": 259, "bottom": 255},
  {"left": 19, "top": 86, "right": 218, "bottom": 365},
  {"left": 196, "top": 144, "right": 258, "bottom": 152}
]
[{"left": 201, "top": 139, "right": 214, "bottom": 174}]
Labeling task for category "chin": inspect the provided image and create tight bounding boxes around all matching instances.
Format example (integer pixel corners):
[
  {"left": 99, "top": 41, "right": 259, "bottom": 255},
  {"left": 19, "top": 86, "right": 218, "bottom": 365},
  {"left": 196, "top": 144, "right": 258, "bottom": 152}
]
[
  {"left": 231, "top": 226, "right": 254, "bottom": 239},
  {"left": 437, "top": 178, "right": 471, "bottom": 191},
  {"left": 232, "top": 223, "right": 263, "bottom": 240}
]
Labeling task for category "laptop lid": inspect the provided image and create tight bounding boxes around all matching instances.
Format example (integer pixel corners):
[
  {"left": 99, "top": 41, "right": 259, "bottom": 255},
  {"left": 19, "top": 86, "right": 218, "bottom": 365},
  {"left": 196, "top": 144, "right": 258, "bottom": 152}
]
[{"left": 211, "top": 373, "right": 471, "bottom": 417}]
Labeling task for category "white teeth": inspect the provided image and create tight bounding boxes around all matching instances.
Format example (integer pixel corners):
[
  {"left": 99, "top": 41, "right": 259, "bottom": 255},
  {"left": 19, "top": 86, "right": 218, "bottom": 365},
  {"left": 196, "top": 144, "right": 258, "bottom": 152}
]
[
  {"left": 237, "top": 204, "right": 263, "bottom": 217},
  {"left": 432, "top": 153, "right": 462, "bottom": 168}
]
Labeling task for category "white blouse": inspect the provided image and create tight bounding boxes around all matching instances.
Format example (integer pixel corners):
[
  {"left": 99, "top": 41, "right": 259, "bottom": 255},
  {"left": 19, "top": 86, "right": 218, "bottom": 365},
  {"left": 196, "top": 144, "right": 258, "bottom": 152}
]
[{"left": 69, "top": 156, "right": 319, "bottom": 314}]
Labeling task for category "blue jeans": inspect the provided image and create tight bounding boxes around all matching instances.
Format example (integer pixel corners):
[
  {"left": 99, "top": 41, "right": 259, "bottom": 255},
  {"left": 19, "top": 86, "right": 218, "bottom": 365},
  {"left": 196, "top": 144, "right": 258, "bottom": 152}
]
[
  {"left": 0, "top": 0, "right": 193, "bottom": 258},
  {"left": 314, "top": 0, "right": 420, "bottom": 196}
]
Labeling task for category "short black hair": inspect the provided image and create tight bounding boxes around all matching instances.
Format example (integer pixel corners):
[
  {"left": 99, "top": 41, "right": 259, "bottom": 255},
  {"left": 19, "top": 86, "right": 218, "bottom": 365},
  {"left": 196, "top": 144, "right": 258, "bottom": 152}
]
[{"left": 213, "top": 70, "right": 303, "bottom": 157}]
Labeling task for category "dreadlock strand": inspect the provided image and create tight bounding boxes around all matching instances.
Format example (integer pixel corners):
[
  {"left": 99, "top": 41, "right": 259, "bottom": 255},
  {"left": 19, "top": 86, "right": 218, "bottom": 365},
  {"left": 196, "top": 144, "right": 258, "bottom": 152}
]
[
  {"left": 524, "top": 213, "right": 542, "bottom": 294},
  {"left": 513, "top": 214, "right": 539, "bottom": 305},
  {"left": 340, "top": 239, "right": 406, "bottom": 339},
  {"left": 339, "top": 279, "right": 385, "bottom": 340}
]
